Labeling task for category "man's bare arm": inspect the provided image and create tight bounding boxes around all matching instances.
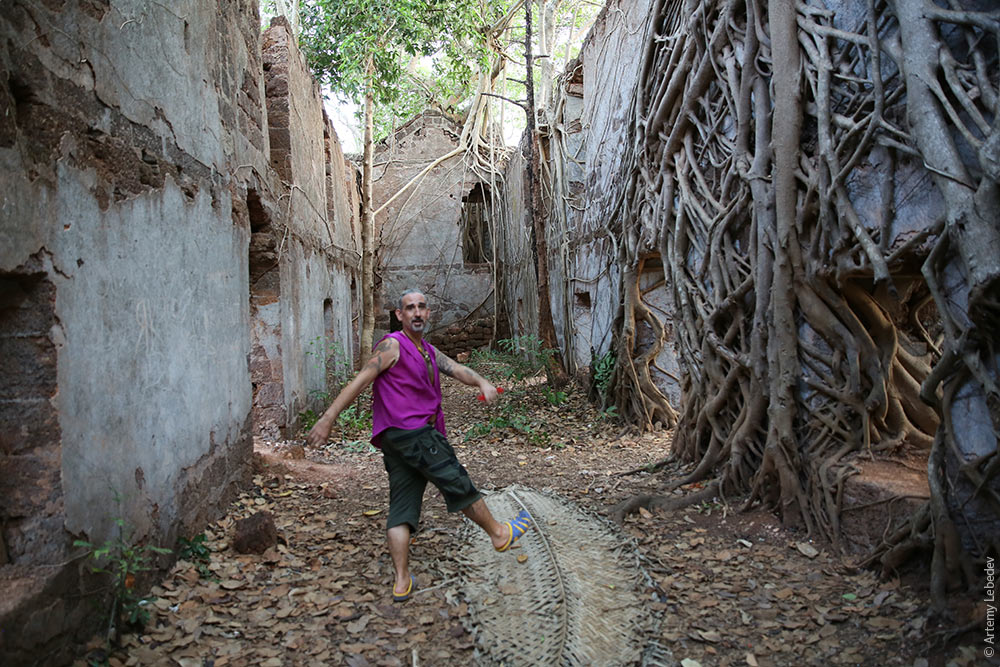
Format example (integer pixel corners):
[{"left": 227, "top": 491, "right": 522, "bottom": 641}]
[
  {"left": 436, "top": 349, "right": 498, "bottom": 402},
  {"left": 306, "top": 338, "right": 399, "bottom": 446}
]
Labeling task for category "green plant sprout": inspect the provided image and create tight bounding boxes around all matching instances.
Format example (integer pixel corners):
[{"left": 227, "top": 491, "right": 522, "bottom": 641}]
[
  {"left": 177, "top": 533, "right": 213, "bottom": 579},
  {"left": 73, "top": 492, "right": 171, "bottom": 646}
]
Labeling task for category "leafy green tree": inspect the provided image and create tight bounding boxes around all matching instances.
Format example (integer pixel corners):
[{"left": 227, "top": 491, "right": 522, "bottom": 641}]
[{"left": 299, "top": 0, "right": 504, "bottom": 355}]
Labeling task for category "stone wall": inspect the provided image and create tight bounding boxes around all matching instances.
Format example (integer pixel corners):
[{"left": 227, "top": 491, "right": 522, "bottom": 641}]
[
  {"left": 574, "top": 0, "right": 653, "bottom": 359},
  {"left": 497, "top": 0, "right": 681, "bottom": 402},
  {"left": 372, "top": 111, "right": 494, "bottom": 349},
  {"left": 0, "top": 2, "right": 358, "bottom": 661},
  {"left": 257, "top": 18, "right": 360, "bottom": 435},
  {"left": 429, "top": 317, "right": 495, "bottom": 358}
]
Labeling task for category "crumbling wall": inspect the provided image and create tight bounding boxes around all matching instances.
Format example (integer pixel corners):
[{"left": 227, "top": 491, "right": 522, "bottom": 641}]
[
  {"left": 0, "top": 2, "right": 358, "bottom": 661},
  {"left": 430, "top": 317, "right": 494, "bottom": 358},
  {"left": 254, "top": 17, "right": 360, "bottom": 436},
  {"left": 497, "top": 0, "right": 680, "bottom": 401},
  {"left": 373, "top": 111, "right": 494, "bottom": 352}
]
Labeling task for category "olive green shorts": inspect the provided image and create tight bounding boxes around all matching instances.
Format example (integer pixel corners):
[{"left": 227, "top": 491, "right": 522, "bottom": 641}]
[{"left": 379, "top": 425, "right": 482, "bottom": 532}]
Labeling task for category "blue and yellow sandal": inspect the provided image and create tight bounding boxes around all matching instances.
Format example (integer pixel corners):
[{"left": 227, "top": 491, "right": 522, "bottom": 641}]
[
  {"left": 392, "top": 575, "right": 415, "bottom": 603},
  {"left": 496, "top": 510, "right": 532, "bottom": 552}
]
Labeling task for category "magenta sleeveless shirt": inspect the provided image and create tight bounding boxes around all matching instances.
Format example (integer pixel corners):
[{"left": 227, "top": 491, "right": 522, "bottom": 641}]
[{"left": 371, "top": 331, "right": 446, "bottom": 445}]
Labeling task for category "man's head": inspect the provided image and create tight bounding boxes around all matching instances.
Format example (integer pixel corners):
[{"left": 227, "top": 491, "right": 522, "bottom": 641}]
[{"left": 396, "top": 290, "right": 429, "bottom": 338}]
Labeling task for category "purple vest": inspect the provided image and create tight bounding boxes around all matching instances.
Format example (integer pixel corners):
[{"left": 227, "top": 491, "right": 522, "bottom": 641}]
[{"left": 371, "top": 331, "right": 446, "bottom": 445}]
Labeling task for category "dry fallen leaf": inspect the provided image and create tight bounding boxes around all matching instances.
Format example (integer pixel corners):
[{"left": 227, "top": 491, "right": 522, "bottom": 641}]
[{"left": 795, "top": 542, "right": 820, "bottom": 558}]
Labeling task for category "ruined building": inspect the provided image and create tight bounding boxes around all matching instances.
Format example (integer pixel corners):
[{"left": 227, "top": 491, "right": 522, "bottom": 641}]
[
  {"left": 0, "top": 2, "right": 359, "bottom": 660},
  {"left": 372, "top": 111, "right": 497, "bottom": 356}
]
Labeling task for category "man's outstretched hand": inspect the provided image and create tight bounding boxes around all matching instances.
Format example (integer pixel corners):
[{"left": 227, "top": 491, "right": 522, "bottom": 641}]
[
  {"left": 306, "top": 417, "right": 333, "bottom": 448},
  {"left": 477, "top": 385, "right": 502, "bottom": 403}
]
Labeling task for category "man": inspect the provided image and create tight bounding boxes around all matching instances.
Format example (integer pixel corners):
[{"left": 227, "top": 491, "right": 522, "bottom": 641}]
[{"left": 306, "top": 289, "right": 531, "bottom": 602}]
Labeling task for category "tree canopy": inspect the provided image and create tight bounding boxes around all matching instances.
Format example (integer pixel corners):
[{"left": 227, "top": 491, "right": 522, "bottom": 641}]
[{"left": 299, "top": 0, "right": 500, "bottom": 119}]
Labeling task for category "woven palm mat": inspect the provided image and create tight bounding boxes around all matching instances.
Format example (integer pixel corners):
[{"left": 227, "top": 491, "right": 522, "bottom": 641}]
[{"left": 453, "top": 485, "right": 671, "bottom": 666}]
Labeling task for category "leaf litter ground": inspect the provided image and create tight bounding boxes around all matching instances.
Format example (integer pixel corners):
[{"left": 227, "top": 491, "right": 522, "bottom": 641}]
[{"left": 80, "top": 379, "right": 981, "bottom": 666}]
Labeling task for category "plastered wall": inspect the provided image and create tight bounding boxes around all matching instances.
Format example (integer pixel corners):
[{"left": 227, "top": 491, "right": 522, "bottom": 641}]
[{"left": 0, "top": 2, "right": 358, "bottom": 660}]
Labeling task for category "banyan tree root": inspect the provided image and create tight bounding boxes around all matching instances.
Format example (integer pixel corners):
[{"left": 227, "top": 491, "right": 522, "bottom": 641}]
[
  {"left": 610, "top": 481, "right": 721, "bottom": 525},
  {"left": 597, "top": 0, "right": 998, "bottom": 604}
]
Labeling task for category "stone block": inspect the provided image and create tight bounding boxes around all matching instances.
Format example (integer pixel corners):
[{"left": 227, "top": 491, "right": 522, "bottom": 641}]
[
  {"left": 0, "top": 397, "right": 59, "bottom": 455},
  {"left": 266, "top": 75, "right": 288, "bottom": 99},
  {"left": 0, "top": 448, "right": 61, "bottom": 516},
  {"left": 249, "top": 356, "right": 273, "bottom": 381},
  {"left": 0, "top": 336, "right": 57, "bottom": 400},
  {"left": 0, "top": 279, "right": 55, "bottom": 335},
  {"left": 255, "top": 382, "right": 283, "bottom": 407},
  {"left": 20, "top": 598, "right": 65, "bottom": 647},
  {"left": 5, "top": 513, "right": 67, "bottom": 564},
  {"left": 232, "top": 511, "right": 278, "bottom": 554}
]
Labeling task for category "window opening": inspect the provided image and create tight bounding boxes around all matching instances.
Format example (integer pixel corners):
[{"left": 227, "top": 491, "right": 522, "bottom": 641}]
[{"left": 459, "top": 182, "right": 492, "bottom": 264}]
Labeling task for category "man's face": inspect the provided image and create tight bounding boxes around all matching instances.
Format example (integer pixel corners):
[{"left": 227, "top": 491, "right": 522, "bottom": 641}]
[{"left": 396, "top": 292, "right": 429, "bottom": 336}]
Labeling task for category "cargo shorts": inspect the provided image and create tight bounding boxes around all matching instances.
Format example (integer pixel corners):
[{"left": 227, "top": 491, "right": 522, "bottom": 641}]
[{"left": 379, "top": 425, "right": 482, "bottom": 531}]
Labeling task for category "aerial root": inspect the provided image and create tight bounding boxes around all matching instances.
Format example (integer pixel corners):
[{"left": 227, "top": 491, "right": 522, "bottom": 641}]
[{"left": 610, "top": 480, "right": 721, "bottom": 525}]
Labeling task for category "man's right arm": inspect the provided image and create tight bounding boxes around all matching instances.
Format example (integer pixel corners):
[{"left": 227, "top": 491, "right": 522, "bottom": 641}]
[{"left": 305, "top": 337, "right": 399, "bottom": 447}]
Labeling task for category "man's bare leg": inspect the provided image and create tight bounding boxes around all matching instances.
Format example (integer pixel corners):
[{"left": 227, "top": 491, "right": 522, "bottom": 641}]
[
  {"left": 461, "top": 498, "right": 514, "bottom": 550},
  {"left": 387, "top": 524, "right": 412, "bottom": 594}
]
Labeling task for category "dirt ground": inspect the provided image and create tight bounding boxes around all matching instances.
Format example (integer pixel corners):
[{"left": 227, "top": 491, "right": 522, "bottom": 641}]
[{"left": 78, "top": 380, "right": 987, "bottom": 666}]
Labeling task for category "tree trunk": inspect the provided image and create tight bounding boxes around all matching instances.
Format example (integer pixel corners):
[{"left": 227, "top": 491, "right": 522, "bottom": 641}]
[
  {"left": 756, "top": 0, "right": 806, "bottom": 528},
  {"left": 360, "top": 58, "right": 376, "bottom": 361},
  {"left": 537, "top": 0, "right": 561, "bottom": 106},
  {"left": 525, "top": 0, "right": 567, "bottom": 385}
]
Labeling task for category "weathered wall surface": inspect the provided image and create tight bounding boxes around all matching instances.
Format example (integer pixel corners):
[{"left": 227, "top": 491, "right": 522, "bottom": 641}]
[
  {"left": 498, "top": 0, "right": 680, "bottom": 402},
  {"left": 497, "top": 133, "right": 539, "bottom": 341},
  {"left": 0, "top": 2, "right": 358, "bottom": 661},
  {"left": 260, "top": 20, "right": 360, "bottom": 432},
  {"left": 372, "top": 111, "right": 493, "bottom": 352}
]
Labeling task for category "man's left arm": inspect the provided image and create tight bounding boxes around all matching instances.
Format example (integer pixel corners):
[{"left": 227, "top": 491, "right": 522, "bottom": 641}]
[{"left": 436, "top": 350, "right": 499, "bottom": 403}]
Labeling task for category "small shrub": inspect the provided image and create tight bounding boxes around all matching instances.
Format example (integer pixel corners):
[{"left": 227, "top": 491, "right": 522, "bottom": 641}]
[
  {"left": 73, "top": 493, "right": 171, "bottom": 645},
  {"left": 591, "top": 350, "right": 615, "bottom": 408},
  {"left": 542, "top": 386, "right": 568, "bottom": 406},
  {"left": 177, "top": 533, "right": 212, "bottom": 579},
  {"left": 338, "top": 404, "right": 372, "bottom": 432}
]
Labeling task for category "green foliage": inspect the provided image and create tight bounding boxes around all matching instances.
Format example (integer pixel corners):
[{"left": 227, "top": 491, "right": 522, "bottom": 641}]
[
  {"left": 463, "top": 388, "right": 551, "bottom": 445},
  {"left": 590, "top": 348, "right": 616, "bottom": 413},
  {"left": 695, "top": 500, "right": 724, "bottom": 516},
  {"left": 370, "top": 85, "right": 427, "bottom": 142},
  {"left": 541, "top": 386, "right": 568, "bottom": 406},
  {"left": 298, "top": 390, "right": 331, "bottom": 432},
  {"left": 591, "top": 350, "right": 615, "bottom": 395},
  {"left": 462, "top": 336, "right": 566, "bottom": 445},
  {"left": 177, "top": 534, "right": 213, "bottom": 579},
  {"left": 73, "top": 493, "right": 171, "bottom": 644},
  {"left": 299, "top": 0, "right": 502, "bottom": 108},
  {"left": 298, "top": 407, "right": 322, "bottom": 431},
  {"left": 468, "top": 335, "right": 556, "bottom": 383},
  {"left": 301, "top": 338, "right": 359, "bottom": 433},
  {"left": 306, "top": 337, "right": 353, "bottom": 396},
  {"left": 337, "top": 403, "right": 372, "bottom": 432},
  {"left": 342, "top": 438, "right": 377, "bottom": 454}
]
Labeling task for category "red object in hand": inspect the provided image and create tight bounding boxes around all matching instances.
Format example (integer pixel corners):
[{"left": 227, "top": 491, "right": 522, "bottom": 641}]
[{"left": 477, "top": 387, "right": 504, "bottom": 401}]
